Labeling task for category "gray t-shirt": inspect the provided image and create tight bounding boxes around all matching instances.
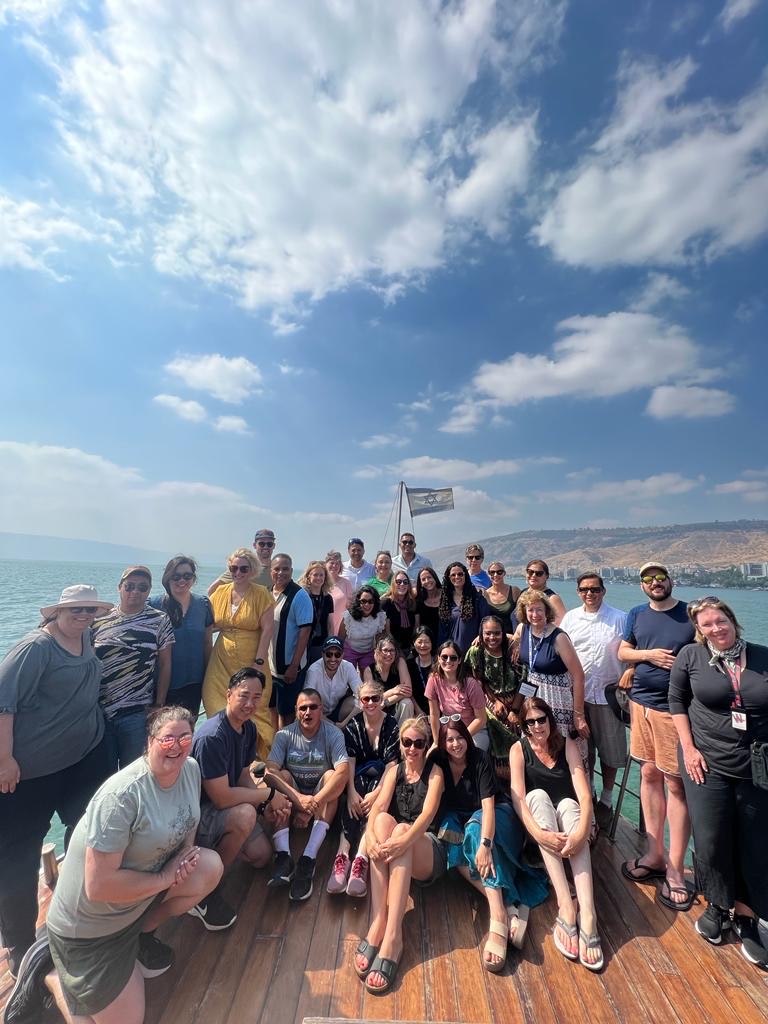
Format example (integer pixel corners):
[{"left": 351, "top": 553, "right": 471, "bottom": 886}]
[
  {"left": 267, "top": 719, "right": 348, "bottom": 794},
  {"left": 0, "top": 629, "right": 104, "bottom": 780},
  {"left": 47, "top": 756, "right": 201, "bottom": 939}
]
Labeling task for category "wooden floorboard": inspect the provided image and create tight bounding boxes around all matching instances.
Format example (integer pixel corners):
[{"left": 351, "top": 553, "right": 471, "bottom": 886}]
[{"left": 3, "top": 816, "right": 768, "bottom": 1024}]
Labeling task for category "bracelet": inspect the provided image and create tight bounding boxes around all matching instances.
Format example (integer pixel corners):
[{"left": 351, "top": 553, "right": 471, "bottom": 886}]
[{"left": 256, "top": 787, "right": 276, "bottom": 817}]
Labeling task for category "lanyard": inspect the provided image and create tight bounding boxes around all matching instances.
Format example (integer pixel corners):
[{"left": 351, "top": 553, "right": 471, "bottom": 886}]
[
  {"left": 723, "top": 654, "right": 745, "bottom": 709},
  {"left": 528, "top": 628, "right": 545, "bottom": 672}
]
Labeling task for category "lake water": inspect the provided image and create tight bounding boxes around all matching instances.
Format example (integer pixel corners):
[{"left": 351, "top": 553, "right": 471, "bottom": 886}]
[{"left": 2, "top": 559, "right": 767, "bottom": 853}]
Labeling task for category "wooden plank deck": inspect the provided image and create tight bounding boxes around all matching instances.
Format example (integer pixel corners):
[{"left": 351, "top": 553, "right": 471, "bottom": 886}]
[{"left": 3, "top": 816, "right": 768, "bottom": 1024}]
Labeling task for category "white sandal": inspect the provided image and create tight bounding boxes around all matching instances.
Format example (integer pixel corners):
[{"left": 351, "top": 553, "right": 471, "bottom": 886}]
[{"left": 507, "top": 903, "right": 529, "bottom": 949}]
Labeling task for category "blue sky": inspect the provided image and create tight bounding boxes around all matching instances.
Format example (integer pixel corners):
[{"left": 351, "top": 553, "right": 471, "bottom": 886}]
[{"left": 0, "top": 0, "right": 766, "bottom": 567}]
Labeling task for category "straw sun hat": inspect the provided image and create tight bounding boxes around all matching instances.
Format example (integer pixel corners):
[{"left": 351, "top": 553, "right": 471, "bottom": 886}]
[{"left": 40, "top": 584, "right": 114, "bottom": 620}]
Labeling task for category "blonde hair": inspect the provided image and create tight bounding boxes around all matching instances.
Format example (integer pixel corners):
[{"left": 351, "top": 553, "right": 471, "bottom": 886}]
[
  {"left": 297, "top": 560, "right": 332, "bottom": 594},
  {"left": 399, "top": 716, "right": 430, "bottom": 742},
  {"left": 515, "top": 588, "right": 556, "bottom": 624},
  {"left": 228, "top": 548, "right": 259, "bottom": 572}
]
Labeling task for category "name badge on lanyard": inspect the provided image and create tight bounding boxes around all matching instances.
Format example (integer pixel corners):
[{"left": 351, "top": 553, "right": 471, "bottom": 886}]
[{"left": 731, "top": 709, "right": 747, "bottom": 731}]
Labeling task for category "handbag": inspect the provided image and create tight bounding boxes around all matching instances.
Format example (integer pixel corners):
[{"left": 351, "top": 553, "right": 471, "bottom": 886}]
[{"left": 750, "top": 740, "right": 768, "bottom": 791}]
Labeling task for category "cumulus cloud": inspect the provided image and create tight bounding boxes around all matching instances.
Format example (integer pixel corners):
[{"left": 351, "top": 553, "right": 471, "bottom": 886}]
[
  {"left": 395, "top": 456, "right": 524, "bottom": 482},
  {"left": 712, "top": 474, "right": 768, "bottom": 501},
  {"left": 630, "top": 272, "right": 690, "bottom": 312},
  {"left": 540, "top": 472, "right": 702, "bottom": 503},
  {"left": 213, "top": 415, "right": 249, "bottom": 434},
  {"left": 534, "top": 57, "right": 768, "bottom": 267},
  {"left": 719, "top": 0, "right": 761, "bottom": 31},
  {"left": 0, "top": 0, "right": 66, "bottom": 26},
  {"left": 645, "top": 385, "right": 736, "bottom": 419},
  {"left": 438, "top": 401, "right": 486, "bottom": 434},
  {"left": 165, "top": 354, "right": 262, "bottom": 403},
  {"left": 0, "top": 192, "right": 94, "bottom": 279},
  {"left": 152, "top": 394, "right": 207, "bottom": 422}
]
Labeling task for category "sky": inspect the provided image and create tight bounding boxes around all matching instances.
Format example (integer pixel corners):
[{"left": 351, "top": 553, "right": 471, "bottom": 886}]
[{"left": 0, "top": 0, "right": 767, "bottom": 569}]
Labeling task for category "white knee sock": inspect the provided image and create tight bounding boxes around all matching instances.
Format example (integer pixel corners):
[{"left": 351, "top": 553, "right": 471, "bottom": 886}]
[
  {"left": 273, "top": 828, "right": 290, "bottom": 854},
  {"left": 303, "top": 820, "right": 329, "bottom": 860}
]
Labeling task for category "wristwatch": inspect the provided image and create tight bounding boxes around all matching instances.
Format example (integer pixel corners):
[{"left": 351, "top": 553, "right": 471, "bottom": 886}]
[{"left": 481, "top": 837, "right": 492, "bottom": 848}]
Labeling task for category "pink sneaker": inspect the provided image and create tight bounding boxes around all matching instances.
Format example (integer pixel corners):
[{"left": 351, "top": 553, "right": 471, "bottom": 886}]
[
  {"left": 326, "top": 853, "right": 351, "bottom": 894},
  {"left": 346, "top": 855, "right": 369, "bottom": 897}
]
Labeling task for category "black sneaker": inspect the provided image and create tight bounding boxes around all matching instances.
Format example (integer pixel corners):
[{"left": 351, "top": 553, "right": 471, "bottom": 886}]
[
  {"left": 3, "top": 936, "right": 54, "bottom": 1024},
  {"left": 289, "top": 855, "right": 316, "bottom": 902},
  {"left": 268, "top": 851, "right": 295, "bottom": 888},
  {"left": 695, "top": 903, "right": 730, "bottom": 945},
  {"left": 136, "top": 932, "right": 174, "bottom": 978},
  {"left": 733, "top": 915, "right": 768, "bottom": 967},
  {"left": 187, "top": 887, "right": 237, "bottom": 931}
]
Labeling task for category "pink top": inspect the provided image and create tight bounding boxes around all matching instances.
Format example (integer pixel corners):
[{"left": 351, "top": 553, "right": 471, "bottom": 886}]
[
  {"left": 329, "top": 577, "right": 353, "bottom": 635},
  {"left": 424, "top": 672, "right": 485, "bottom": 726}
]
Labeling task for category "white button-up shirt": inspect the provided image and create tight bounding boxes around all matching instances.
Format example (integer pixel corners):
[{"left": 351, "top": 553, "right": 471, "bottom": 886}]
[
  {"left": 341, "top": 559, "right": 375, "bottom": 591},
  {"left": 560, "top": 602, "right": 627, "bottom": 704},
  {"left": 391, "top": 551, "right": 433, "bottom": 583}
]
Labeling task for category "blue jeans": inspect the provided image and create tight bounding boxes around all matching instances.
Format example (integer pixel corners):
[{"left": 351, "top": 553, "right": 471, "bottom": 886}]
[{"left": 104, "top": 707, "right": 150, "bottom": 770}]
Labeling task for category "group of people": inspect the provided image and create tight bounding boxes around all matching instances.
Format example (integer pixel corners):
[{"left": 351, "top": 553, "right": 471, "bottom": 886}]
[{"left": 1, "top": 529, "right": 766, "bottom": 1022}]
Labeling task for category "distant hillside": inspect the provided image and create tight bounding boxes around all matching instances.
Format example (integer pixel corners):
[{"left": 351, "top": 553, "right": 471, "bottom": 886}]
[
  {"left": 425, "top": 520, "right": 768, "bottom": 574},
  {"left": 0, "top": 532, "right": 171, "bottom": 565}
]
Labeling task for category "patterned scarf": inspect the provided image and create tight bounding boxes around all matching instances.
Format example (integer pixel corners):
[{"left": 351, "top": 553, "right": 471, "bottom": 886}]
[{"left": 707, "top": 637, "right": 745, "bottom": 668}]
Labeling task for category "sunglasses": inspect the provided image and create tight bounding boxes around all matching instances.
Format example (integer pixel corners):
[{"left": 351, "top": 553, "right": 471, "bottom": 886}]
[
  {"left": 229, "top": 565, "right": 251, "bottom": 574},
  {"left": 255, "top": 540, "right": 275, "bottom": 548},
  {"left": 641, "top": 574, "right": 668, "bottom": 584},
  {"left": 448, "top": 573, "right": 465, "bottom": 580},
  {"left": 324, "top": 650, "right": 342, "bottom": 659},
  {"left": 578, "top": 586, "right": 603, "bottom": 594},
  {"left": 66, "top": 606, "right": 99, "bottom": 614},
  {"left": 466, "top": 554, "right": 482, "bottom": 561},
  {"left": 154, "top": 734, "right": 193, "bottom": 750},
  {"left": 395, "top": 578, "right": 410, "bottom": 586},
  {"left": 359, "top": 598, "right": 374, "bottom": 605},
  {"left": 687, "top": 595, "right": 720, "bottom": 614},
  {"left": 348, "top": 538, "right": 364, "bottom": 547},
  {"left": 297, "top": 703, "right": 320, "bottom": 713},
  {"left": 527, "top": 569, "right": 545, "bottom": 577},
  {"left": 401, "top": 539, "right": 415, "bottom": 546},
  {"left": 401, "top": 737, "right": 426, "bottom": 749},
  {"left": 122, "top": 582, "right": 150, "bottom": 592},
  {"left": 439, "top": 653, "right": 459, "bottom": 662},
  {"left": 488, "top": 569, "right": 505, "bottom": 576},
  {"left": 360, "top": 694, "right": 382, "bottom": 704},
  {"left": 524, "top": 715, "right": 547, "bottom": 727},
  {"left": 439, "top": 713, "right": 462, "bottom": 724},
  {"left": 171, "top": 572, "right": 195, "bottom": 582}
]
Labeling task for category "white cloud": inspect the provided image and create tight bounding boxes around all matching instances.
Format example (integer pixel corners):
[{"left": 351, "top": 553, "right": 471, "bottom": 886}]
[
  {"left": 359, "top": 434, "right": 410, "bottom": 450},
  {"left": 540, "top": 473, "right": 702, "bottom": 504},
  {"left": 0, "top": 192, "right": 92, "bottom": 279},
  {"left": 712, "top": 478, "right": 768, "bottom": 501},
  {"left": 152, "top": 394, "right": 207, "bottom": 422},
  {"left": 353, "top": 465, "right": 384, "bottom": 480},
  {"left": 277, "top": 363, "right": 304, "bottom": 376},
  {"left": 395, "top": 456, "right": 523, "bottom": 482},
  {"left": 631, "top": 272, "right": 690, "bottom": 312},
  {"left": 0, "top": 0, "right": 66, "bottom": 26},
  {"left": 646, "top": 385, "right": 736, "bottom": 419},
  {"left": 17, "top": 0, "right": 565, "bottom": 320},
  {"left": 213, "top": 415, "right": 249, "bottom": 434},
  {"left": 165, "top": 354, "right": 262, "bottom": 403},
  {"left": 719, "top": 0, "right": 761, "bottom": 31},
  {"left": 438, "top": 401, "right": 486, "bottom": 434},
  {"left": 535, "top": 58, "right": 768, "bottom": 266}
]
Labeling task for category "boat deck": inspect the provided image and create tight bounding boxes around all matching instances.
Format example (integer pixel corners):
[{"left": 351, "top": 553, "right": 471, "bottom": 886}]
[{"left": 2, "top": 815, "right": 768, "bottom": 1023}]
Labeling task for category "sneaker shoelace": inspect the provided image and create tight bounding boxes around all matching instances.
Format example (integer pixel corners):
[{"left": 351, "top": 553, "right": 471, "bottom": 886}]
[
  {"left": 350, "top": 857, "right": 366, "bottom": 879},
  {"left": 333, "top": 854, "right": 349, "bottom": 876}
]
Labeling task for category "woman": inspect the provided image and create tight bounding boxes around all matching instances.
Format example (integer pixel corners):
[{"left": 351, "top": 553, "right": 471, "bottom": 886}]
[
  {"left": 367, "top": 551, "right": 394, "bottom": 596},
  {"left": 425, "top": 640, "right": 488, "bottom": 750},
  {"left": 669, "top": 597, "right": 768, "bottom": 966},
  {"left": 414, "top": 567, "right": 442, "bottom": 640},
  {"left": 466, "top": 615, "right": 525, "bottom": 774},
  {"left": 338, "top": 585, "right": 387, "bottom": 674},
  {"left": 524, "top": 559, "right": 566, "bottom": 624},
  {"left": 482, "top": 562, "right": 521, "bottom": 633},
  {"left": 353, "top": 717, "right": 445, "bottom": 995},
  {"left": 514, "top": 590, "right": 588, "bottom": 747},
  {"left": 42, "top": 707, "right": 222, "bottom": 1024},
  {"left": 325, "top": 550, "right": 353, "bottom": 635},
  {"left": 436, "top": 719, "right": 549, "bottom": 971},
  {"left": 381, "top": 572, "right": 417, "bottom": 654},
  {"left": 0, "top": 585, "right": 113, "bottom": 979},
  {"left": 298, "top": 560, "right": 334, "bottom": 665},
  {"left": 363, "top": 637, "right": 415, "bottom": 724},
  {"left": 405, "top": 626, "right": 435, "bottom": 716},
  {"left": 202, "top": 548, "right": 275, "bottom": 759},
  {"left": 438, "top": 562, "right": 490, "bottom": 650},
  {"left": 509, "top": 697, "right": 602, "bottom": 971},
  {"left": 326, "top": 679, "right": 400, "bottom": 898},
  {"left": 149, "top": 555, "right": 213, "bottom": 715}
]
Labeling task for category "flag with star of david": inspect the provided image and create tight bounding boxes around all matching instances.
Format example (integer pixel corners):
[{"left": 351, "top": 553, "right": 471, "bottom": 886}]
[{"left": 406, "top": 486, "right": 454, "bottom": 517}]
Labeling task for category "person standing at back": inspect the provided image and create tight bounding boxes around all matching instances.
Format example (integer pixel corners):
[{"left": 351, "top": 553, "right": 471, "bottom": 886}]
[
  {"left": 341, "top": 538, "right": 375, "bottom": 592},
  {"left": 392, "top": 532, "right": 432, "bottom": 585},
  {"left": 465, "top": 543, "right": 491, "bottom": 590},
  {"left": 209, "top": 528, "right": 276, "bottom": 594}
]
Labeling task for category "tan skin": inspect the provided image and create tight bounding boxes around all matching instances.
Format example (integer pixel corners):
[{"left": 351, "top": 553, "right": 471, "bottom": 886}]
[
  {"left": 363, "top": 641, "right": 412, "bottom": 709},
  {"left": 525, "top": 565, "right": 566, "bottom": 625},
  {"left": 306, "top": 565, "right": 333, "bottom": 639},
  {"left": 337, "top": 593, "right": 383, "bottom": 646},
  {"left": 483, "top": 563, "right": 521, "bottom": 612},
  {"left": 227, "top": 557, "right": 274, "bottom": 668},
  {"left": 427, "top": 645, "right": 487, "bottom": 748},
  {"left": 119, "top": 573, "right": 173, "bottom": 705},
  {"left": 168, "top": 562, "right": 213, "bottom": 672},
  {"left": 373, "top": 553, "right": 393, "bottom": 585}
]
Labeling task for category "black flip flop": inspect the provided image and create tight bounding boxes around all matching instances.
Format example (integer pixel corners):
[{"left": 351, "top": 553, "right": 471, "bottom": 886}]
[
  {"left": 353, "top": 938, "right": 379, "bottom": 979},
  {"left": 657, "top": 879, "right": 694, "bottom": 912},
  {"left": 365, "top": 954, "right": 401, "bottom": 995},
  {"left": 621, "top": 858, "right": 666, "bottom": 883}
]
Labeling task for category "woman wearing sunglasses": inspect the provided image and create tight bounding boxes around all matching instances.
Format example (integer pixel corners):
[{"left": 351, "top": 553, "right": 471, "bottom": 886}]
[
  {"left": 148, "top": 555, "right": 213, "bottom": 716},
  {"left": 202, "top": 548, "right": 275, "bottom": 759},
  {"left": 435, "top": 718, "right": 548, "bottom": 972},
  {"left": 482, "top": 562, "right": 522, "bottom": 632},
  {"left": 338, "top": 585, "right": 387, "bottom": 673},
  {"left": 381, "top": 572, "right": 417, "bottom": 654},
  {"left": 509, "top": 697, "right": 602, "bottom": 972},
  {"left": 523, "top": 559, "right": 566, "bottom": 625},
  {"left": 362, "top": 636, "right": 414, "bottom": 724},
  {"left": 327, "top": 680, "right": 401, "bottom": 898},
  {"left": 425, "top": 640, "right": 489, "bottom": 750},
  {"left": 353, "top": 717, "right": 445, "bottom": 995},
  {"left": 30, "top": 707, "right": 222, "bottom": 1024}
]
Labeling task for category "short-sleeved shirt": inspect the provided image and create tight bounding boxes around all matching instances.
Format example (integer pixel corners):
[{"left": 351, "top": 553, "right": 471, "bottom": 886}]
[
  {"left": 267, "top": 719, "right": 348, "bottom": 794},
  {"left": 470, "top": 570, "right": 492, "bottom": 590},
  {"left": 343, "top": 711, "right": 400, "bottom": 767},
  {"left": 560, "top": 603, "right": 627, "bottom": 704},
  {"left": 47, "top": 756, "right": 201, "bottom": 939},
  {"left": 305, "top": 658, "right": 361, "bottom": 715},
  {"left": 392, "top": 552, "right": 432, "bottom": 584},
  {"left": 424, "top": 673, "right": 485, "bottom": 727},
  {"left": 192, "top": 709, "right": 256, "bottom": 799},
  {"left": 623, "top": 601, "right": 694, "bottom": 711},
  {"left": 148, "top": 594, "right": 213, "bottom": 691},
  {"left": 0, "top": 629, "right": 105, "bottom": 780},
  {"left": 269, "top": 587, "right": 313, "bottom": 677},
  {"left": 92, "top": 605, "right": 175, "bottom": 716},
  {"left": 343, "top": 609, "right": 387, "bottom": 653},
  {"left": 434, "top": 747, "right": 501, "bottom": 817},
  {"left": 341, "top": 560, "right": 375, "bottom": 590}
]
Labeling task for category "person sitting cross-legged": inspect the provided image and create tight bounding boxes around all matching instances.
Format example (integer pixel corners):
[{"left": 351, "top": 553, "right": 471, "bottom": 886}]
[
  {"left": 189, "top": 668, "right": 291, "bottom": 929},
  {"left": 265, "top": 688, "right": 349, "bottom": 901}
]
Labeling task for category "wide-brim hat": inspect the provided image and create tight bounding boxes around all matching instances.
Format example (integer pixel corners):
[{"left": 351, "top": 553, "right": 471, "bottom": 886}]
[
  {"left": 40, "top": 584, "right": 113, "bottom": 620},
  {"left": 605, "top": 682, "right": 631, "bottom": 725}
]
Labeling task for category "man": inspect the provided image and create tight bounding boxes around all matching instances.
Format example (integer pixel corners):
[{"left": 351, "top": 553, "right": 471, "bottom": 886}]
[
  {"left": 209, "top": 527, "right": 276, "bottom": 594},
  {"left": 618, "top": 561, "right": 694, "bottom": 910},
  {"left": 341, "top": 538, "right": 375, "bottom": 591},
  {"left": 92, "top": 566, "right": 174, "bottom": 769},
  {"left": 560, "top": 573, "right": 627, "bottom": 828},
  {"left": 465, "top": 543, "right": 491, "bottom": 589},
  {"left": 304, "top": 635, "right": 361, "bottom": 721},
  {"left": 265, "top": 688, "right": 349, "bottom": 901},
  {"left": 190, "top": 668, "right": 291, "bottom": 929},
  {"left": 392, "top": 531, "right": 433, "bottom": 584},
  {"left": 269, "top": 553, "right": 313, "bottom": 729}
]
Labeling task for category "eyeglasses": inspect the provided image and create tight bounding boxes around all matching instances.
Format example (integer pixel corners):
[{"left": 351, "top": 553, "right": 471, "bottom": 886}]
[
  {"left": 466, "top": 554, "right": 482, "bottom": 561},
  {"left": 400, "top": 539, "right": 415, "bottom": 546},
  {"left": 687, "top": 595, "right": 720, "bottom": 614},
  {"left": 577, "top": 586, "right": 603, "bottom": 594},
  {"left": 360, "top": 695, "right": 382, "bottom": 704},
  {"left": 439, "top": 653, "right": 459, "bottom": 662},
  {"left": 66, "top": 606, "right": 99, "bottom": 614},
  {"left": 448, "top": 572, "right": 465, "bottom": 580},
  {"left": 255, "top": 540, "right": 275, "bottom": 548},
  {"left": 401, "top": 737, "right": 426, "bottom": 749},
  {"left": 122, "top": 582, "right": 150, "bottom": 592},
  {"left": 324, "top": 651, "right": 342, "bottom": 659},
  {"left": 524, "top": 716, "right": 547, "bottom": 727},
  {"left": 171, "top": 572, "right": 195, "bottom": 582},
  {"left": 488, "top": 569, "right": 505, "bottom": 576},
  {"left": 641, "top": 574, "right": 668, "bottom": 584},
  {"left": 297, "top": 703, "right": 320, "bottom": 713},
  {"left": 527, "top": 569, "right": 545, "bottom": 577},
  {"left": 439, "top": 713, "right": 462, "bottom": 724},
  {"left": 229, "top": 565, "right": 251, "bottom": 574},
  {"left": 154, "top": 733, "right": 193, "bottom": 750}
]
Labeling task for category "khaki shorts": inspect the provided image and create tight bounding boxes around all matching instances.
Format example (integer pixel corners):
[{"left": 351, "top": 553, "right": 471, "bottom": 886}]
[
  {"left": 586, "top": 701, "right": 627, "bottom": 769},
  {"left": 629, "top": 702, "right": 680, "bottom": 777}
]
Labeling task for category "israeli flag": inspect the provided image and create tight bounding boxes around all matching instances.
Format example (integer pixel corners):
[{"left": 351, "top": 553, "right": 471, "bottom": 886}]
[{"left": 406, "top": 486, "right": 454, "bottom": 517}]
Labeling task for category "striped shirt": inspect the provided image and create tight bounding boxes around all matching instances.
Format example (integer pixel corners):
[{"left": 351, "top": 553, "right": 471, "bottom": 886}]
[{"left": 92, "top": 605, "right": 175, "bottom": 717}]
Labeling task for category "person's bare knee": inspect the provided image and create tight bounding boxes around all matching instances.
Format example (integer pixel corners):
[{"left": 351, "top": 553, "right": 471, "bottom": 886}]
[
  {"left": 228, "top": 803, "right": 258, "bottom": 839},
  {"left": 242, "top": 831, "right": 272, "bottom": 868}
]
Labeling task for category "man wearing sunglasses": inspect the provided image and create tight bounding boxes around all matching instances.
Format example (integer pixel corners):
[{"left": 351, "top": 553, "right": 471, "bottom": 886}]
[
  {"left": 208, "top": 527, "right": 276, "bottom": 595},
  {"left": 92, "top": 567, "right": 175, "bottom": 770},
  {"left": 392, "top": 532, "right": 432, "bottom": 584},
  {"left": 560, "top": 573, "right": 627, "bottom": 827},
  {"left": 617, "top": 561, "right": 695, "bottom": 910},
  {"left": 305, "top": 636, "right": 361, "bottom": 722},
  {"left": 265, "top": 688, "right": 349, "bottom": 901},
  {"left": 465, "top": 543, "right": 491, "bottom": 589}
]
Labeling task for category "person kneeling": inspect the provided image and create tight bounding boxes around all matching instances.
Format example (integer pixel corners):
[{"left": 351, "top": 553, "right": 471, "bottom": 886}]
[{"left": 190, "top": 668, "right": 291, "bottom": 929}]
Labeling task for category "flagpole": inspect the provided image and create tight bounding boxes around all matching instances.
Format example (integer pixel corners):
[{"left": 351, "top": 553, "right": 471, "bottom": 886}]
[{"left": 396, "top": 480, "right": 404, "bottom": 549}]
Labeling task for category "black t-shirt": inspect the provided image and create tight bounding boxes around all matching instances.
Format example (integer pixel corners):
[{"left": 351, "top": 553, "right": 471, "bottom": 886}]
[{"left": 435, "top": 748, "right": 504, "bottom": 817}]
